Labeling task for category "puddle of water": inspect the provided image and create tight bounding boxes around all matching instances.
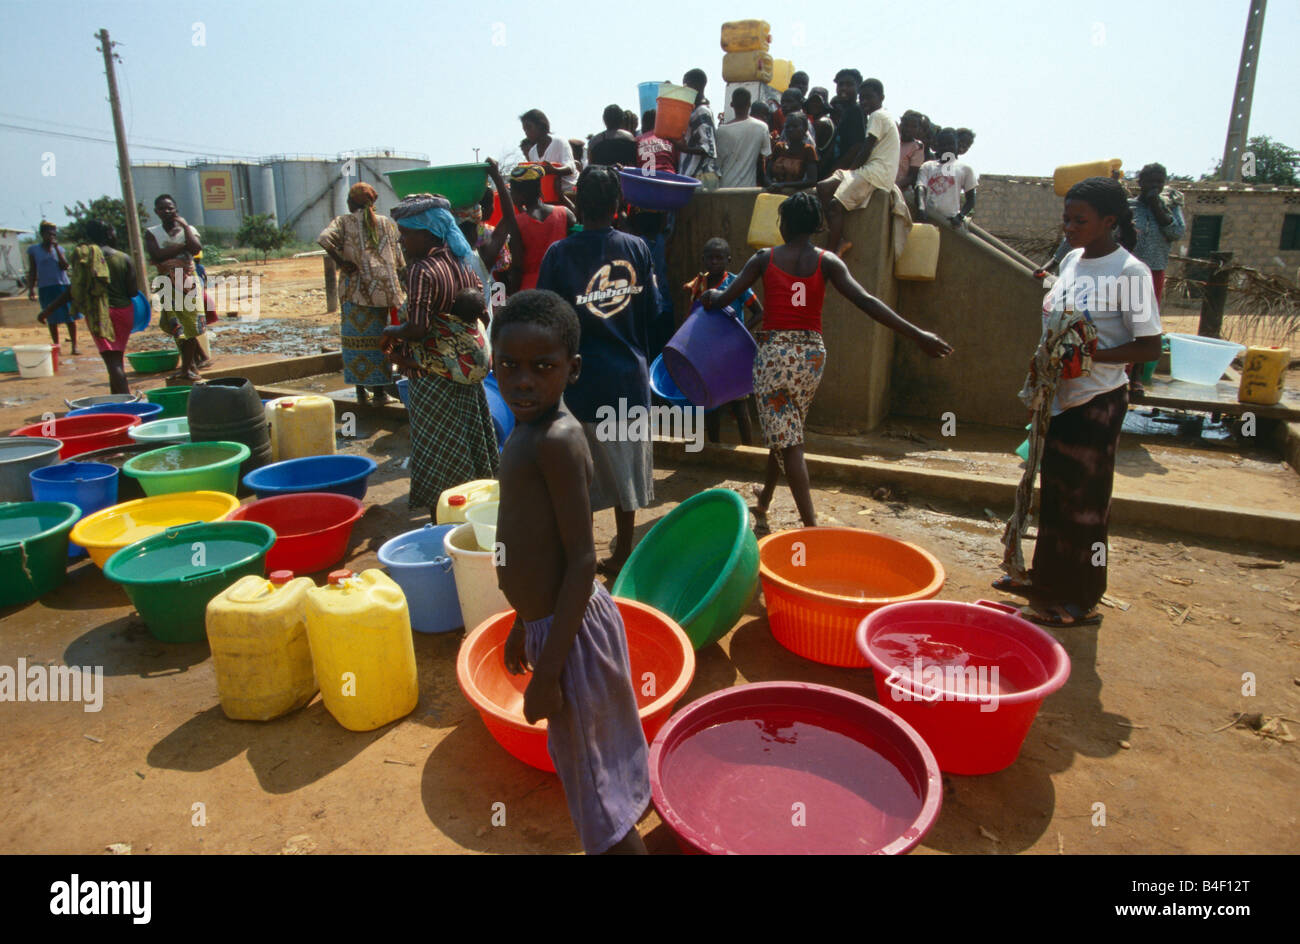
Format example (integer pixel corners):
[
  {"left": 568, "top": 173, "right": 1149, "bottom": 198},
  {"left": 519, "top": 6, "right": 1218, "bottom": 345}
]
[{"left": 1123, "top": 409, "right": 1232, "bottom": 442}]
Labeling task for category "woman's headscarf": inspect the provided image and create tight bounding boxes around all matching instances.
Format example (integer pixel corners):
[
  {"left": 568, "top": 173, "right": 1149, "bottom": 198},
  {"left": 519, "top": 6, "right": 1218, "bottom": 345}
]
[
  {"left": 349, "top": 182, "right": 380, "bottom": 249},
  {"left": 509, "top": 164, "right": 546, "bottom": 182},
  {"left": 390, "top": 193, "right": 475, "bottom": 265}
]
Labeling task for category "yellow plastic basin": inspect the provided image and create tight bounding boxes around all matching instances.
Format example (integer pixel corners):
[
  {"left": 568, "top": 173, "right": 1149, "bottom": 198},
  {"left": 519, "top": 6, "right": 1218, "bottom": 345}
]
[{"left": 70, "top": 490, "right": 241, "bottom": 569}]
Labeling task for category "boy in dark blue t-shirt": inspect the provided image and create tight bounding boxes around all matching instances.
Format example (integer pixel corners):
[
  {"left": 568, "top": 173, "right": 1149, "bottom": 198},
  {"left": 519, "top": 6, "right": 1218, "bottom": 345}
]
[{"left": 536, "top": 165, "right": 660, "bottom": 577}]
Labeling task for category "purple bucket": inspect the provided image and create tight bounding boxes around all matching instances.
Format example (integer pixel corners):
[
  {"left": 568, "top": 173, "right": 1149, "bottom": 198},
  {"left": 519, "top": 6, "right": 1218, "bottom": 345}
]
[{"left": 662, "top": 304, "right": 757, "bottom": 410}]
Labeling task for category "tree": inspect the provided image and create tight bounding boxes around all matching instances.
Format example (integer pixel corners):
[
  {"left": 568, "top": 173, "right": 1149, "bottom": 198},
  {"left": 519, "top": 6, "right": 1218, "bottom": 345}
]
[
  {"left": 236, "top": 214, "right": 293, "bottom": 263},
  {"left": 60, "top": 195, "right": 149, "bottom": 247},
  {"left": 1204, "top": 135, "right": 1299, "bottom": 185}
]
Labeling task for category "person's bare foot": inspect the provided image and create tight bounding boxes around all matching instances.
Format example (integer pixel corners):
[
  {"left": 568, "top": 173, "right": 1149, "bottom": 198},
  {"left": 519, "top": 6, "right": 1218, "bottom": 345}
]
[
  {"left": 750, "top": 483, "right": 770, "bottom": 515},
  {"left": 184, "top": 368, "right": 203, "bottom": 382},
  {"left": 69, "top": 346, "right": 80, "bottom": 356}
]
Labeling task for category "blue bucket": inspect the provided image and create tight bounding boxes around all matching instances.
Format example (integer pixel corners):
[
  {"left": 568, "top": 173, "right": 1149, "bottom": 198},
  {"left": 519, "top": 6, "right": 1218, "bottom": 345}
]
[
  {"left": 396, "top": 377, "right": 410, "bottom": 408},
  {"left": 378, "top": 523, "right": 463, "bottom": 633},
  {"left": 483, "top": 373, "right": 514, "bottom": 450},
  {"left": 638, "top": 81, "right": 664, "bottom": 120},
  {"left": 29, "top": 461, "right": 119, "bottom": 558}
]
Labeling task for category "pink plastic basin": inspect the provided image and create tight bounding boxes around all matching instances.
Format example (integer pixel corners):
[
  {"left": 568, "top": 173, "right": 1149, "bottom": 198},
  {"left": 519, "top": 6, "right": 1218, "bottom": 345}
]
[{"left": 649, "top": 681, "right": 942, "bottom": 854}]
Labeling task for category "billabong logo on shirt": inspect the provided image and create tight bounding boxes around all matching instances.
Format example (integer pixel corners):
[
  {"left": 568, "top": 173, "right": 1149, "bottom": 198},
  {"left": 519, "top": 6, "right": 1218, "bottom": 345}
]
[{"left": 575, "top": 261, "right": 643, "bottom": 319}]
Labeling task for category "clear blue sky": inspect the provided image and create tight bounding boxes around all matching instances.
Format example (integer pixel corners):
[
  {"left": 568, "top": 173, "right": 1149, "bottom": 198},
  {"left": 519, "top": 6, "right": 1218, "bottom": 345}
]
[{"left": 2, "top": 0, "right": 1295, "bottom": 232}]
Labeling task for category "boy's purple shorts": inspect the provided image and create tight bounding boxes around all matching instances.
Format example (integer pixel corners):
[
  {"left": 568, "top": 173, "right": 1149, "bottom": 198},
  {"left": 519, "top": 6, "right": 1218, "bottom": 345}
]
[{"left": 524, "top": 582, "right": 650, "bottom": 853}]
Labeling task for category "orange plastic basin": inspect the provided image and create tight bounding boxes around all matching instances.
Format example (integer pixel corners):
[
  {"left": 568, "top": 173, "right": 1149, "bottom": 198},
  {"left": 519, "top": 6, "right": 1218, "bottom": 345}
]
[
  {"left": 758, "top": 528, "right": 945, "bottom": 667},
  {"left": 457, "top": 599, "right": 696, "bottom": 772}
]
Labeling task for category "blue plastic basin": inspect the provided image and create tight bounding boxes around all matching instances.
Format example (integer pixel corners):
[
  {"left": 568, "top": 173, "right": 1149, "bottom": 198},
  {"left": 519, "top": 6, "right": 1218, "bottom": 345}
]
[
  {"left": 378, "top": 523, "right": 463, "bottom": 633},
  {"left": 242, "top": 454, "right": 377, "bottom": 500},
  {"left": 68, "top": 401, "right": 164, "bottom": 421},
  {"left": 617, "top": 168, "right": 702, "bottom": 211},
  {"left": 650, "top": 353, "right": 693, "bottom": 407},
  {"left": 483, "top": 373, "right": 514, "bottom": 450}
]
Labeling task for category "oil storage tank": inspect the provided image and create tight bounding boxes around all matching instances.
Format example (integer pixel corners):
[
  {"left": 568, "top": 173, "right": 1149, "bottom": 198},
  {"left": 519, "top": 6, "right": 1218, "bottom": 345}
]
[
  {"left": 345, "top": 150, "right": 429, "bottom": 213},
  {"left": 271, "top": 156, "right": 343, "bottom": 243},
  {"left": 132, "top": 163, "right": 204, "bottom": 228}
]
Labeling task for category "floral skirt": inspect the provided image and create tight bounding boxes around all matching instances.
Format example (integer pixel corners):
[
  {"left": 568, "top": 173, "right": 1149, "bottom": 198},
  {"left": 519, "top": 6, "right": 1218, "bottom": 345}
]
[{"left": 753, "top": 330, "right": 826, "bottom": 455}]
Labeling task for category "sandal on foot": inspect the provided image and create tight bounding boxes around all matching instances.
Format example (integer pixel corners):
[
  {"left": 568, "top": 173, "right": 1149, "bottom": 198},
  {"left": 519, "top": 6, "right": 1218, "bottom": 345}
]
[
  {"left": 992, "top": 575, "right": 1034, "bottom": 598},
  {"left": 1020, "top": 604, "right": 1101, "bottom": 628}
]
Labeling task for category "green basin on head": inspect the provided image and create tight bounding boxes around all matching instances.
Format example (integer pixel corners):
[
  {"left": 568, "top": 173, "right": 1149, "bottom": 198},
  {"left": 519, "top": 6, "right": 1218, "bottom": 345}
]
[
  {"left": 612, "top": 488, "right": 759, "bottom": 649},
  {"left": 385, "top": 163, "right": 490, "bottom": 208},
  {"left": 121, "top": 441, "right": 249, "bottom": 496},
  {"left": 103, "top": 520, "right": 276, "bottom": 642},
  {"left": 0, "top": 501, "right": 81, "bottom": 608},
  {"left": 145, "top": 385, "right": 192, "bottom": 420}
]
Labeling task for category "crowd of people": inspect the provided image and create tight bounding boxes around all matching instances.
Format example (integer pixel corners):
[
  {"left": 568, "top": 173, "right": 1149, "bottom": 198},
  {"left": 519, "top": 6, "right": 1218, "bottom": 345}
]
[{"left": 26, "top": 61, "right": 1180, "bottom": 853}]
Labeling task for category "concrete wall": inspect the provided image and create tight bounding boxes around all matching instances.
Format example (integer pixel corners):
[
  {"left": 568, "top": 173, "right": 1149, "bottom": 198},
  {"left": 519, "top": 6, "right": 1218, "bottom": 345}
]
[
  {"left": 667, "top": 188, "right": 897, "bottom": 432},
  {"left": 978, "top": 173, "right": 1300, "bottom": 277},
  {"left": 893, "top": 222, "right": 1045, "bottom": 429}
]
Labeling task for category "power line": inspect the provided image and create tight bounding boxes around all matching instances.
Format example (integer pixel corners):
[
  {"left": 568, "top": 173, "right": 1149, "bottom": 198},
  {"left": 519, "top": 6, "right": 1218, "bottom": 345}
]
[
  {"left": 0, "top": 109, "right": 245, "bottom": 152},
  {"left": 0, "top": 121, "right": 263, "bottom": 160}
]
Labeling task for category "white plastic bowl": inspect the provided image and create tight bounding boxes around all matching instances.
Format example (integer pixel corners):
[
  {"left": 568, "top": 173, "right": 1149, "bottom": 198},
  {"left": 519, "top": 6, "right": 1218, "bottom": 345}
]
[{"left": 1167, "top": 333, "right": 1245, "bottom": 386}]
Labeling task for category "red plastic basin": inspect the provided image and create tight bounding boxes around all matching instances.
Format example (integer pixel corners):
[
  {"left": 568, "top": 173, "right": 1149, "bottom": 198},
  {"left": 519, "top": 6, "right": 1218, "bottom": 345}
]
[
  {"left": 650, "top": 681, "right": 942, "bottom": 854},
  {"left": 457, "top": 598, "right": 695, "bottom": 772},
  {"left": 10, "top": 414, "right": 143, "bottom": 459},
  {"left": 226, "top": 491, "right": 364, "bottom": 575},
  {"left": 856, "top": 599, "right": 1071, "bottom": 775}
]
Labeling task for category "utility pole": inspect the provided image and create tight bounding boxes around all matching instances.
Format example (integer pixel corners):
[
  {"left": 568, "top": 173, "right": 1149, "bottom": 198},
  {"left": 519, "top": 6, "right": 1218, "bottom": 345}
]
[
  {"left": 1219, "top": 0, "right": 1267, "bottom": 183},
  {"left": 97, "top": 28, "right": 148, "bottom": 292}
]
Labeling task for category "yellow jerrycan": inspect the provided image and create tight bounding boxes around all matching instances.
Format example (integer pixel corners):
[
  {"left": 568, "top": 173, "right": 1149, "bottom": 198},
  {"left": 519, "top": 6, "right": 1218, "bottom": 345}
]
[
  {"left": 770, "top": 59, "right": 795, "bottom": 94},
  {"left": 748, "top": 193, "right": 787, "bottom": 249},
  {"left": 722, "top": 50, "right": 774, "bottom": 84},
  {"left": 1053, "top": 159, "right": 1123, "bottom": 196},
  {"left": 720, "top": 19, "right": 771, "bottom": 52},
  {"left": 895, "top": 223, "right": 941, "bottom": 280},
  {"left": 1237, "top": 346, "right": 1290, "bottom": 406},
  {"left": 206, "top": 570, "right": 318, "bottom": 721},
  {"left": 305, "top": 569, "right": 418, "bottom": 731},
  {"left": 266, "top": 395, "right": 336, "bottom": 462},
  {"left": 435, "top": 478, "right": 500, "bottom": 524}
]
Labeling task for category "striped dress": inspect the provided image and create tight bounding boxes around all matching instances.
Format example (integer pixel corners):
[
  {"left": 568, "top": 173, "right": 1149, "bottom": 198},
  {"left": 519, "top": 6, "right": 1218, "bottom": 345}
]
[{"left": 402, "top": 248, "right": 498, "bottom": 509}]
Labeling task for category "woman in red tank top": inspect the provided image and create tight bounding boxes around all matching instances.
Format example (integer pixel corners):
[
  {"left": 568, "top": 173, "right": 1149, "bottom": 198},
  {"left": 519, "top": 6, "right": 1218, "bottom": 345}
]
[
  {"left": 509, "top": 164, "right": 576, "bottom": 291},
  {"left": 703, "top": 192, "right": 952, "bottom": 526}
]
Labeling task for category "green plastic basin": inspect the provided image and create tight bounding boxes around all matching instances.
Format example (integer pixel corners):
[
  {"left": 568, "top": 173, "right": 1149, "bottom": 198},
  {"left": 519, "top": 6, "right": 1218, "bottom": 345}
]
[
  {"left": 612, "top": 488, "right": 759, "bottom": 649},
  {"left": 145, "top": 385, "right": 192, "bottom": 420},
  {"left": 121, "top": 442, "right": 249, "bottom": 496},
  {"left": 127, "top": 349, "right": 181, "bottom": 373},
  {"left": 385, "top": 163, "right": 489, "bottom": 208},
  {"left": 103, "top": 520, "right": 276, "bottom": 642},
  {"left": 0, "top": 501, "right": 80, "bottom": 608}
]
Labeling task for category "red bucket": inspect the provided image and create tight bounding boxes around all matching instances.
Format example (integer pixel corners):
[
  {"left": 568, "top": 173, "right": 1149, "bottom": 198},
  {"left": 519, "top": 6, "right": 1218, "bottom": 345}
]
[
  {"left": 856, "top": 599, "right": 1070, "bottom": 774},
  {"left": 227, "top": 491, "right": 364, "bottom": 575}
]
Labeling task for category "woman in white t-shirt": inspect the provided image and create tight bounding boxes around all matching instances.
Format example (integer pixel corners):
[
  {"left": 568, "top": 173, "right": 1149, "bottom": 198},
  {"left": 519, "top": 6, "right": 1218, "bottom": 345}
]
[
  {"left": 1000, "top": 177, "right": 1162, "bottom": 627},
  {"left": 519, "top": 109, "right": 577, "bottom": 202}
]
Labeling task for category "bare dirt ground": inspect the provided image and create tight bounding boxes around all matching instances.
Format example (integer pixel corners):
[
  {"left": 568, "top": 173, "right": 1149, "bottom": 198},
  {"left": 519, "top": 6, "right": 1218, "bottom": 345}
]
[{"left": 1, "top": 257, "right": 1297, "bottom": 855}]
